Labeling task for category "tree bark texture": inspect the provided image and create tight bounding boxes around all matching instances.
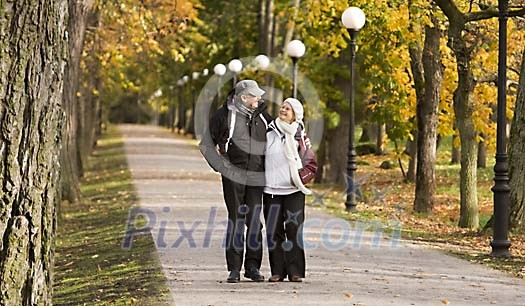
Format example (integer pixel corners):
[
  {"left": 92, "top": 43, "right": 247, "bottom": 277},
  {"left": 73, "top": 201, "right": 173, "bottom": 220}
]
[
  {"left": 326, "top": 115, "right": 349, "bottom": 185},
  {"left": 60, "top": 0, "right": 94, "bottom": 203},
  {"left": 414, "top": 17, "right": 443, "bottom": 213},
  {"left": 0, "top": 1, "right": 68, "bottom": 304},
  {"left": 376, "top": 123, "right": 386, "bottom": 155},
  {"left": 451, "top": 131, "right": 461, "bottom": 164},
  {"left": 453, "top": 44, "right": 479, "bottom": 229},
  {"left": 509, "top": 46, "right": 525, "bottom": 232},
  {"left": 281, "top": 0, "right": 301, "bottom": 52},
  {"left": 79, "top": 8, "right": 101, "bottom": 154},
  {"left": 407, "top": 6, "right": 424, "bottom": 185}
]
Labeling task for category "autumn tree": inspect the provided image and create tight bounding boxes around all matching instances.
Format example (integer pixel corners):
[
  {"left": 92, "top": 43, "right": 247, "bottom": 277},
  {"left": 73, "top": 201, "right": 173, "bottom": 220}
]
[
  {"left": 435, "top": 1, "right": 495, "bottom": 228},
  {"left": 61, "top": 0, "right": 96, "bottom": 203},
  {"left": 509, "top": 46, "right": 525, "bottom": 232},
  {"left": 409, "top": 3, "right": 444, "bottom": 213},
  {"left": 0, "top": 1, "right": 68, "bottom": 304}
]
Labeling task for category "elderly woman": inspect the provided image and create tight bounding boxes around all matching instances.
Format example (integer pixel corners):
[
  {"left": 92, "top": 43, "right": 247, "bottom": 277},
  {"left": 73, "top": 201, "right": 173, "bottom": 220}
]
[{"left": 263, "top": 98, "right": 317, "bottom": 282}]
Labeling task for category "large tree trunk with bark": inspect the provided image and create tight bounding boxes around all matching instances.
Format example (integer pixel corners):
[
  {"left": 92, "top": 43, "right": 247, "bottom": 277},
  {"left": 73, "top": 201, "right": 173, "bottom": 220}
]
[
  {"left": 407, "top": 3, "right": 425, "bottom": 185},
  {"left": 436, "top": 0, "right": 480, "bottom": 229},
  {"left": 376, "top": 123, "right": 386, "bottom": 155},
  {"left": 326, "top": 116, "right": 349, "bottom": 185},
  {"left": 79, "top": 7, "right": 102, "bottom": 156},
  {"left": 326, "top": 53, "right": 351, "bottom": 185},
  {"left": 61, "top": 0, "right": 94, "bottom": 203},
  {"left": 78, "top": 2, "right": 99, "bottom": 160},
  {"left": 413, "top": 16, "right": 443, "bottom": 213},
  {"left": 0, "top": 1, "right": 68, "bottom": 304},
  {"left": 453, "top": 52, "right": 479, "bottom": 229},
  {"left": 509, "top": 47, "right": 525, "bottom": 232}
]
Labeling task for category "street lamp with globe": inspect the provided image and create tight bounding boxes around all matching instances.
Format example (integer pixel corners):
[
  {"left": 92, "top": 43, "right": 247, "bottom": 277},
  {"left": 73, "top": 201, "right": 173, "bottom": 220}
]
[
  {"left": 285, "top": 40, "right": 305, "bottom": 99},
  {"left": 341, "top": 6, "right": 366, "bottom": 211},
  {"left": 228, "top": 59, "right": 243, "bottom": 86}
]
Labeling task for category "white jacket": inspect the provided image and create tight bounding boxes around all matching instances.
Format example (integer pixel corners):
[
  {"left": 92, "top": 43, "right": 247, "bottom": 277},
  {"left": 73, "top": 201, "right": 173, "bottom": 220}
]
[{"left": 264, "top": 121, "right": 299, "bottom": 195}]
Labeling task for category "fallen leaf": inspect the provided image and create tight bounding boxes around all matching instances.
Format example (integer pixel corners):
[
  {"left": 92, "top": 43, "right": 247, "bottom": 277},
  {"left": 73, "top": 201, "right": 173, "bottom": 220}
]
[
  {"left": 344, "top": 293, "right": 353, "bottom": 299},
  {"left": 441, "top": 300, "right": 449, "bottom": 305}
]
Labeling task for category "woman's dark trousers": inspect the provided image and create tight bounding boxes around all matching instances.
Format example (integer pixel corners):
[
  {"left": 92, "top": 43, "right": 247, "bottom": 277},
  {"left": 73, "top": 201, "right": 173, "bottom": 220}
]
[{"left": 263, "top": 191, "right": 305, "bottom": 278}]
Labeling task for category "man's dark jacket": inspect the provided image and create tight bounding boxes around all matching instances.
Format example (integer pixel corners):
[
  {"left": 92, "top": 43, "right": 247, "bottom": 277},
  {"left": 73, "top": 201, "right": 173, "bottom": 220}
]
[{"left": 199, "top": 92, "right": 272, "bottom": 183}]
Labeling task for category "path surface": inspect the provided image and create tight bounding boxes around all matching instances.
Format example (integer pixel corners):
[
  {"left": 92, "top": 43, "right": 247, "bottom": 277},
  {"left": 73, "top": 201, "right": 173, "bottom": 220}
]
[{"left": 121, "top": 124, "right": 525, "bottom": 306}]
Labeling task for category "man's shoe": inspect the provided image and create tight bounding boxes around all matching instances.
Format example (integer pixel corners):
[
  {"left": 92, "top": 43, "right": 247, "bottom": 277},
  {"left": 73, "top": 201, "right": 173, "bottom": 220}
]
[
  {"left": 227, "top": 270, "right": 240, "bottom": 283},
  {"left": 244, "top": 267, "right": 265, "bottom": 282}
]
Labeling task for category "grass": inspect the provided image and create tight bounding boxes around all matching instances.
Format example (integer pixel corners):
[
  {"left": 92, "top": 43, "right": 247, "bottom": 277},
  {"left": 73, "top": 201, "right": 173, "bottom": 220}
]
[
  {"left": 53, "top": 126, "right": 171, "bottom": 306},
  {"left": 310, "top": 135, "right": 525, "bottom": 279}
]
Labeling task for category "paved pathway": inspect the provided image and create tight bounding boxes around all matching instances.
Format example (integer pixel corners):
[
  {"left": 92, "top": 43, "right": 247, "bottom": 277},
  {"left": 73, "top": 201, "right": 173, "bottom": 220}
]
[{"left": 121, "top": 124, "right": 525, "bottom": 306}]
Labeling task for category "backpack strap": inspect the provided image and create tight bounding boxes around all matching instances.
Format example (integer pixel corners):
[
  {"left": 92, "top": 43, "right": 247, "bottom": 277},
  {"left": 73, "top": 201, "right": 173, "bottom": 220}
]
[
  {"left": 259, "top": 113, "right": 268, "bottom": 130},
  {"left": 225, "top": 109, "right": 236, "bottom": 152}
]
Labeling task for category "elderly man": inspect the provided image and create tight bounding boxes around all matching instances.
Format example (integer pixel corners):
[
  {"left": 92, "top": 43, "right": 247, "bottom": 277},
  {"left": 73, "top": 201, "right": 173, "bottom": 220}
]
[{"left": 199, "top": 79, "right": 272, "bottom": 283}]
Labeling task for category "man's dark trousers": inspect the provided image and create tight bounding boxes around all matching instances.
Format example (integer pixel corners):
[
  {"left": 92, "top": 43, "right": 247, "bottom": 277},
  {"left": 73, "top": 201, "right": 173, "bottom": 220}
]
[{"left": 221, "top": 175, "right": 263, "bottom": 272}]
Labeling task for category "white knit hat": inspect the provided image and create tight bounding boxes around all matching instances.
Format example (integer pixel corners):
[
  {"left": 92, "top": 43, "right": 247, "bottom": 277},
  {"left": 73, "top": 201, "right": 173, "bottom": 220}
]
[{"left": 282, "top": 98, "right": 304, "bottom": 122}]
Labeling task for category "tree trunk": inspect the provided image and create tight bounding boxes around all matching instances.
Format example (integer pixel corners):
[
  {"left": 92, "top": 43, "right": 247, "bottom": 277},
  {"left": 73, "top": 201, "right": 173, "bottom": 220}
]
[
  {"left": 359, "top": 122, "right": 373, "bottom": 142},
  {"left": 477, "top": 134, "right": 487, "bottom": 168},
  {"left": 0, "top": 1, "right": 68, "bottom": 304},
  {"left": 453, "top": 47, "right": 479, "bottom": 229},
  {"left": 314, "top": 134, "right": 326, "bottom": 183},
  {"left": 376, "top": 123, "right": 386, "bottom": 155},
  {"left": 265, "top": 0, "right": 274, "bottom": 57},
  {"left": 413, "top": 15, "right": 443, "bottom": 213},
  {"left": 509, "top": 47, "right": 525, "bottom": 232},
  {"left": 79, "top": 6, "right": 100, "bottom": 161},
  {"left": 61, "top": 0, "right": 94, "bottom": 203},
  {"left": 326, "top": 53, "right": 351, "bottom": 185},
  {"left": 258, "top": 0, "right": 266, "bottom": 54},
  {"left": 281, "top": 0, "right": 301, "bottom": 51},
  {"left": 326, "top": 117, "right": 349, "bottom": 185},
  {"left": 407, "top": 3, "right": 424, "bottom": 186},
  {"left": 406, "top": 131, "right": 417, "bottom": 182},
  {"left": 451, "top": 131, "right": 461, "bottom": 164}
]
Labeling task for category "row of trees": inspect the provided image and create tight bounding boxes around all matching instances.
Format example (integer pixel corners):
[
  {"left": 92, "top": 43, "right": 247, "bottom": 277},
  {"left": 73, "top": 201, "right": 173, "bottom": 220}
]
[
  {"left": 2, "top": 0, "right": 525, "bottom": 304},
  {"left": 136, "top": 0, "right": 525, "bottom": 231}
]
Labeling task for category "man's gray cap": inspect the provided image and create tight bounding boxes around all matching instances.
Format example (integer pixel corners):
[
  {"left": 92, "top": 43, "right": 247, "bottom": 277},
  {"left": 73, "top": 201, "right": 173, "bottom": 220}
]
[{"left": 234, "top": 80, "right": 265, "bottom": 97}]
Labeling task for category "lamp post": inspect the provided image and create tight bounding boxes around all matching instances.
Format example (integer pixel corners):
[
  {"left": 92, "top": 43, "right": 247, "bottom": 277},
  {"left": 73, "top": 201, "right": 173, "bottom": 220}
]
[
  {"left": 152, "top": 89, "right": 162, "bottom": 126},
  {"left": 341, "top": 7, "right": 366, "bottom": 212},
  {"left": 286, "top": 40, "right": 305, "bottom": 99},
  {"left": 175, "top": 79, "right": 184, "bottom": 133},
  {"left": 214, "top": 63, "right": 226, "bottom": 104},
  {"left": 188, "top": 71, "right": 200, "bottom": 139},
  {"left": 178, "top": 75, "right": 190, "bottom": 134},
  {"left": 490, "top": 0, "right": 511, "bottom": 257},
  {"left": 228, "top": 59, "right": 243, "bottom": 86}
]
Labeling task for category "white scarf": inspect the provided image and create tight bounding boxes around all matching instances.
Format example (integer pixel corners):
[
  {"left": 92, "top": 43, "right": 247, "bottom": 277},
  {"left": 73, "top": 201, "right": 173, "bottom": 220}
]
[{"left": 275, "top": 118, "right": 312, "bottom": 195}]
